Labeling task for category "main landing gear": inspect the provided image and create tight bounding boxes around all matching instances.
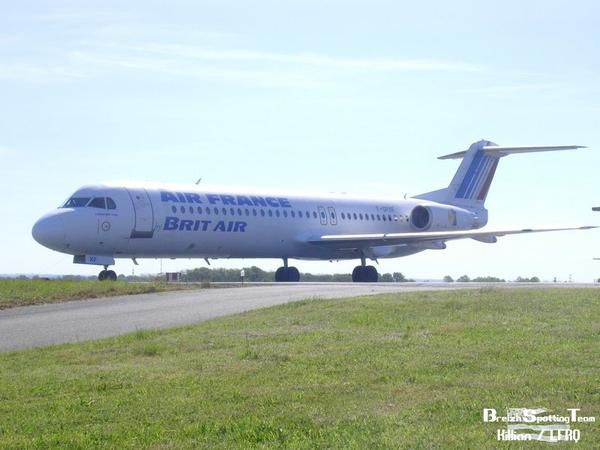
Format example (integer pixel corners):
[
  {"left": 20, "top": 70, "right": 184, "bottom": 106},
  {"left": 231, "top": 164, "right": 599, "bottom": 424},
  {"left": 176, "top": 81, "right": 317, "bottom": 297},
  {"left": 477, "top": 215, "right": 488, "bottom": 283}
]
[
  {"left": 352, "top": 256, "right": 378, "bottom": 282},
  {"left": 275, "top": 258, "right": 300, "bottom": 282},
  {"left": 98, "top": 265, "right": 117, "bottom": 281}
]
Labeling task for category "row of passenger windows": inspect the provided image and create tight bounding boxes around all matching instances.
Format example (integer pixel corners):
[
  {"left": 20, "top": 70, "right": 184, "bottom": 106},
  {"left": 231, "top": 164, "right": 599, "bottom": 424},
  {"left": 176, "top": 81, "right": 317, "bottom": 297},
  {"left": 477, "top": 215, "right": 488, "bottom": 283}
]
[
  {"left": 172, "top": 205, "right": 320, "bottom": 219},
  {"left": 170, "top": 205, "right": 399, "bottom": 222},
  {"left": 62, "top": 197, "right": 117, "bottom": 210}
]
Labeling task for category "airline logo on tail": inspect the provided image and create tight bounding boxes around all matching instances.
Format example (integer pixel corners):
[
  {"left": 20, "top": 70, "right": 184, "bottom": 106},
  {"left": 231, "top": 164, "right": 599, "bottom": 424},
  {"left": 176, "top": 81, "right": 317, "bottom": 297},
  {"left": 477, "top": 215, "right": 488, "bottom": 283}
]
[{"left": 455, "top": 150, "right": 499, "bottom": 201}]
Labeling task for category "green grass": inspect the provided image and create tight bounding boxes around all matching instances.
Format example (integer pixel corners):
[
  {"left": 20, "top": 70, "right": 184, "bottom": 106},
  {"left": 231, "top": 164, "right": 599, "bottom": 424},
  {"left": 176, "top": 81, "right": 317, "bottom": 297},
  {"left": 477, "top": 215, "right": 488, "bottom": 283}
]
[
  {"left": 0, "top": 288, "right": 598, "bottom": 449},
  {"left": 0, "top": 280, "right": 188, "bottom": 309}
]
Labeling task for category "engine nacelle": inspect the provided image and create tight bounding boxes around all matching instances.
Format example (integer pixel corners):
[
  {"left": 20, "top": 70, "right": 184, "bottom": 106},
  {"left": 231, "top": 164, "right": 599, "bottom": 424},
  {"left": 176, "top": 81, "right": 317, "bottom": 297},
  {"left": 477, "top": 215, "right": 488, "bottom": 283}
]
[{"left": 410, "top": 204, "right": 479, "bottom": 231}]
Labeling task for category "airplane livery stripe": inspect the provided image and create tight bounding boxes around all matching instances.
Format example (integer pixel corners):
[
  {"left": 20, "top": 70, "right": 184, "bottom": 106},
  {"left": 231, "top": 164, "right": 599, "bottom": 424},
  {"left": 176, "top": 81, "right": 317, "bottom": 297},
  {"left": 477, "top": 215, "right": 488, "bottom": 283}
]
[
  {"left": 456, "top": 150, "right": 485, "bottom": 198},
  {"left": 477, "top": 158, "right": 499, "bottom": 200},
  {"left": 465, "top": 155, "right": 493, "bottom": 199}
]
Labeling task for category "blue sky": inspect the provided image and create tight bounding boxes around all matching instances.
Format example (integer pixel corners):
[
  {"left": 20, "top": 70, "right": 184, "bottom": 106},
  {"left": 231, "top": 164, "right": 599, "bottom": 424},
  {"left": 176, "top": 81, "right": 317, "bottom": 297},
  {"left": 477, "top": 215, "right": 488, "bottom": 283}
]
[{"left": 1, "top": 1, "right": 599, "bottom": 280}]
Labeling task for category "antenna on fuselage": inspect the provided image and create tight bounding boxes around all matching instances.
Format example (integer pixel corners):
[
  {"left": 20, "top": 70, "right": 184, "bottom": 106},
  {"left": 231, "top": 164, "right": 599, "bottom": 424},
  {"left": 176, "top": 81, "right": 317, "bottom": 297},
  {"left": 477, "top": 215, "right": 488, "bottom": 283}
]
[{"left": 196, "top": 178, "right": 202, "bottom": 185}]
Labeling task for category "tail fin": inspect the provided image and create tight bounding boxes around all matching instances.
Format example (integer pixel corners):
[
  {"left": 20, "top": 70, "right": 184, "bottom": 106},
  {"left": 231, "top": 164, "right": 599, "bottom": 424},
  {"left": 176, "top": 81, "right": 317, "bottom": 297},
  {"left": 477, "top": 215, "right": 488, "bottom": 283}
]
[{"left": 415, "top": 140, "right": 584, "bottom": 208}]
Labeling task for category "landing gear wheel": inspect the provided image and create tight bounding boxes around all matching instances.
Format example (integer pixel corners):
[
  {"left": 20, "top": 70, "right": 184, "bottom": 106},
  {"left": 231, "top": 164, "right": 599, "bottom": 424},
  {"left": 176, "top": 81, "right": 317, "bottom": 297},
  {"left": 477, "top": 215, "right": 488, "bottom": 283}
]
[
  {"left": 352, "top": 265, "right": 378, "bottom": 282},
  {"left": 275, "top": 266, "right": 301, "bottom": 282},
  {"left": 98, "top": 269, "right": 117, "bottom": 281}
]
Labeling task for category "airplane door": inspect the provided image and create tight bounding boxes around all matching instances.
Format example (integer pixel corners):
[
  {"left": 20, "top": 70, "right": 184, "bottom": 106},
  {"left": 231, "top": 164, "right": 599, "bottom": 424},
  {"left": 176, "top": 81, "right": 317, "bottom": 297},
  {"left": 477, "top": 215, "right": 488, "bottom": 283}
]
[
  {"left": 127, "top": 188, "right": 155, "bottom": 238},
  {"left": 327, "top": 207, "right": 337, "bottom": 225},
  {"left": 317, "top": 206, "right": 327, "bottom": 226}
]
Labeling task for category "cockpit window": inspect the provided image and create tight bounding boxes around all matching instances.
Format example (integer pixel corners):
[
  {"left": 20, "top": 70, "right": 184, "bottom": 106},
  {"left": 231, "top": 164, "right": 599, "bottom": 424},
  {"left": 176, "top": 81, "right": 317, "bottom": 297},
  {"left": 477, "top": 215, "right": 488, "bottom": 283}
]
[
  {"left": 88, "top": 197, "right": 106, "bottom": 209},
  {"left": 107, "top": 198, "right": 116, "bottom": 210},
  {"left": 62, "top": 197, "right": 91, "bottom": 208}
]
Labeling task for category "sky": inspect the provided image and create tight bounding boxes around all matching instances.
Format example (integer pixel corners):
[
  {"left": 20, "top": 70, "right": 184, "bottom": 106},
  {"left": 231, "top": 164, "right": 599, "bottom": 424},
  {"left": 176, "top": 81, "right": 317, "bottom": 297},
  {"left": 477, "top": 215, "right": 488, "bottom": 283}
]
[{"left": 1, "top": 0, "right": 599, "bottom": 281}]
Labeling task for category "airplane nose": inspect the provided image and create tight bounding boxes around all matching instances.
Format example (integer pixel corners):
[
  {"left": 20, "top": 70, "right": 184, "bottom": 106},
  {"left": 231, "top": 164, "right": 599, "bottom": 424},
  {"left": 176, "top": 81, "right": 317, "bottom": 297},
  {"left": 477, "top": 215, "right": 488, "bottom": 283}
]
[{"left": 32, "top": 213, "right": 66, "bottom": 250}]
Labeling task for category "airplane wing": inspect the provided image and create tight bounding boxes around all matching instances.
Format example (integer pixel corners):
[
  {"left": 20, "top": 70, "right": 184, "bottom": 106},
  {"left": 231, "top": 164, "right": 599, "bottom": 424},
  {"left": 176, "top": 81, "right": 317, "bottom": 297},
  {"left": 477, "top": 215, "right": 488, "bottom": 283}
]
[{"left": 310, "top": 226, "right": 596, "bottom": 248}]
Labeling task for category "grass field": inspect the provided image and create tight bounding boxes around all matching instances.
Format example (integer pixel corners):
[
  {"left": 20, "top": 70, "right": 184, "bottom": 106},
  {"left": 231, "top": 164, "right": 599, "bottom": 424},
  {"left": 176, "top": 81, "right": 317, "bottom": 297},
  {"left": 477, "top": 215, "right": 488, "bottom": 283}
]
[
  {"left": 0, "top": 280, "right": 188, "bottom": 309},
  {"left": 0, "top": 288, "right": 598, "bottom": 448}
]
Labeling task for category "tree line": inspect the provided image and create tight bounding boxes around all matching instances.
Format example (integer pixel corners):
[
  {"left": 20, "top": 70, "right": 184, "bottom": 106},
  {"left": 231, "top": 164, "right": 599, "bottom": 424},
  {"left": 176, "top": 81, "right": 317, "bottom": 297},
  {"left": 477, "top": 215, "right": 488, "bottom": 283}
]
[{"left": 443, "top": 275, "right": 540, "bottom": 283}]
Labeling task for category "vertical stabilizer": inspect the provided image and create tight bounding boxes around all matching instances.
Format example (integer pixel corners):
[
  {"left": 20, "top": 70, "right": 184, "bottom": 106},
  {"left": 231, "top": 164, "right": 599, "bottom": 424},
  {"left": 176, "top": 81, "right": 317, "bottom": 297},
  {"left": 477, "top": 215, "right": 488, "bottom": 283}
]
[
  {"left": 415, "top": 140, "right": 498, "bottom": 208},
  {"left": 414, "top": 140, "right": 583, "bottom": 209}
]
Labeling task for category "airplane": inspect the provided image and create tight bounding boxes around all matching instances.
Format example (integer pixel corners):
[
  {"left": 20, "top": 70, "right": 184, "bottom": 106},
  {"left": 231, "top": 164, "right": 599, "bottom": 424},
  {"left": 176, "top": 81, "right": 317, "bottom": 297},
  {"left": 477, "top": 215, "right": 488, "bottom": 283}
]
[{"left": 32, "top": 140, "right": 596, "bottom": 282}]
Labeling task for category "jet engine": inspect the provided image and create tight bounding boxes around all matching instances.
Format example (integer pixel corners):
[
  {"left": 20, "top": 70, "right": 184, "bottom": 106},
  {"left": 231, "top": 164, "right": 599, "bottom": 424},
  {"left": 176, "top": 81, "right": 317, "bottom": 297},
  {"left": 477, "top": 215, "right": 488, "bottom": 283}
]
[{"left": 410, "top": 204, "right": 478, "bottom": 231}]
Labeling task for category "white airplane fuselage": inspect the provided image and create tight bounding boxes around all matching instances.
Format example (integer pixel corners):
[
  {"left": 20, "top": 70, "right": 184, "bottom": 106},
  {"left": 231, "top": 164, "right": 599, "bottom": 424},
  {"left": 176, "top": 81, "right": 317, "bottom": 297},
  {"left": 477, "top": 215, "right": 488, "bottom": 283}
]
[{"left": 33, "top": 183, "right": 483, "bottom": 262}]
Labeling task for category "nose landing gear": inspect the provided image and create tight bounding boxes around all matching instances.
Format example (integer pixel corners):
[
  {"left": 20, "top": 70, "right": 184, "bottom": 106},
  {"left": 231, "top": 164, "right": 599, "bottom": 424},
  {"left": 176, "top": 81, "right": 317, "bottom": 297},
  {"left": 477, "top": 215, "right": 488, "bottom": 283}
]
[
  {"left": 275, "top": 258, "right": 300, "bottom": 282},
  {"left": 98, "top": 265, "right": 117, "bottom": 281}
]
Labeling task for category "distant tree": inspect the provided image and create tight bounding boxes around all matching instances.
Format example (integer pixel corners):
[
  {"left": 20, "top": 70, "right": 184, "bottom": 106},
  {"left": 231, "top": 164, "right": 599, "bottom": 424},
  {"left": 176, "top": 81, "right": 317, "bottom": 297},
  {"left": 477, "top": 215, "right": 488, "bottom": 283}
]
[
  {"left": 380, "top": 273, "right": 394, "bottom": 282},
  {"left": 515, "top": 276, "right": 540, "bottom": 282},
  {"left": 443, "top": 275, "right": 454, "bottom": 283},
  {"left": 392, "top": 272, "right": 407, "bottom": 282},
  {"left": 472, "top": 276, "right": 505, "bottom": 282},
  {"left": 457, "top": 275, "right": 470, "bottom": 282}
]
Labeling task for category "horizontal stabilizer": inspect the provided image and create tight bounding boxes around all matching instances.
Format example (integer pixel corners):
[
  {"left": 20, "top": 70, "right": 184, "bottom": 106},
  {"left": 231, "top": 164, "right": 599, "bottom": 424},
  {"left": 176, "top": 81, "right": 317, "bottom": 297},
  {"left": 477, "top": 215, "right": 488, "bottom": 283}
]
[{"left": 438, "top": 145, "right": 585, "bottom": 160}]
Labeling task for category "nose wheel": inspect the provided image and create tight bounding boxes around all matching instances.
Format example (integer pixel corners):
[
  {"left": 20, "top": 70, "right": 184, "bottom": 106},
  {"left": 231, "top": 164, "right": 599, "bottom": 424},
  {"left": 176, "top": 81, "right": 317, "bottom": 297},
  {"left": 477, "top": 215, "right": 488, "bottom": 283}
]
[
  {"left": 275, "top": 258, "right": 300, "bottom": 282},
  {"left": 98, "top": 269, "right": 117, "bottom": 281}
]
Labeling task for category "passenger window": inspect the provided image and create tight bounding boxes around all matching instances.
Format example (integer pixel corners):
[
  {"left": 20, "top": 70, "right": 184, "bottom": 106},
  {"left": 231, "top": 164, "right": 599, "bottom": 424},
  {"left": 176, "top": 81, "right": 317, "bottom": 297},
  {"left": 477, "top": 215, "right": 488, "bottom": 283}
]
[
  {"left": 171, "top": 206, "right": 177, "bottom": 214},
  {"left": 268, "top": 210, "right": 273, "bottom": 217},
  {"left": 214, "top": 207, "right": 219, "bottom": 215},
  {"left": 197, "top": 206, "right": 202, "bottom": 214},
  {"left": 276, "top": 210, "right": 280, "bottom": 217},
  {"left": 252, "top": 209, "right": 257, "bottom": 216},
  {"left": 238, "top": 208, "right": 242, "bottom": 216},
  {"left": 230, "top": 207, "right": 235, "bottom": 215},
  {"left": 341, "top": 212, "right": 345, "bottom": 219},
  {"left": 353, "top": 213, "right": 357, "bottom": 220},
  {"left": 388, "top": 214, "right": 392, "bottom": 221},
  {"left": 371, "top": 214, "right": 375, "bottom": 220},
  {"left": 383, "top": 215, "right": 387, "bottom": 221},
  {"left": 261, "top": 210, "right": 265, "bottom": 217},
  {"left": 291, "top": 211, "right": 295, "bottom": 218},
  {"left": 206, "top": 207, "right": 211, "bottom": 215},
  {"left": 359, "top": 213, "right": 363, "bottom": 220},
  {"left": 313, "top": 211, "right": 317, "bottom": 219},
  {"left": 299, "top": 211, "right": 303, "bottom": 218},
  {"left": 377, "top": 214, "right": 381, "bottom": 221},
  {"left": 189, "top": 206, "right": 194, "bottom": 214},
  {"left": 365, "top": 214, "right": 369, "bottom": 221},
  {"left": 283, "top": 211, "right": 288, "bottom": 218},
  {"left": 180, "top": 206, "right": 185, "bottom": 214},
  {"left": 106, "top": 198, "right": 117, "bottom": 210},
  {"left": 222, "top": 208, "right": 227, "bottom": 215}
]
